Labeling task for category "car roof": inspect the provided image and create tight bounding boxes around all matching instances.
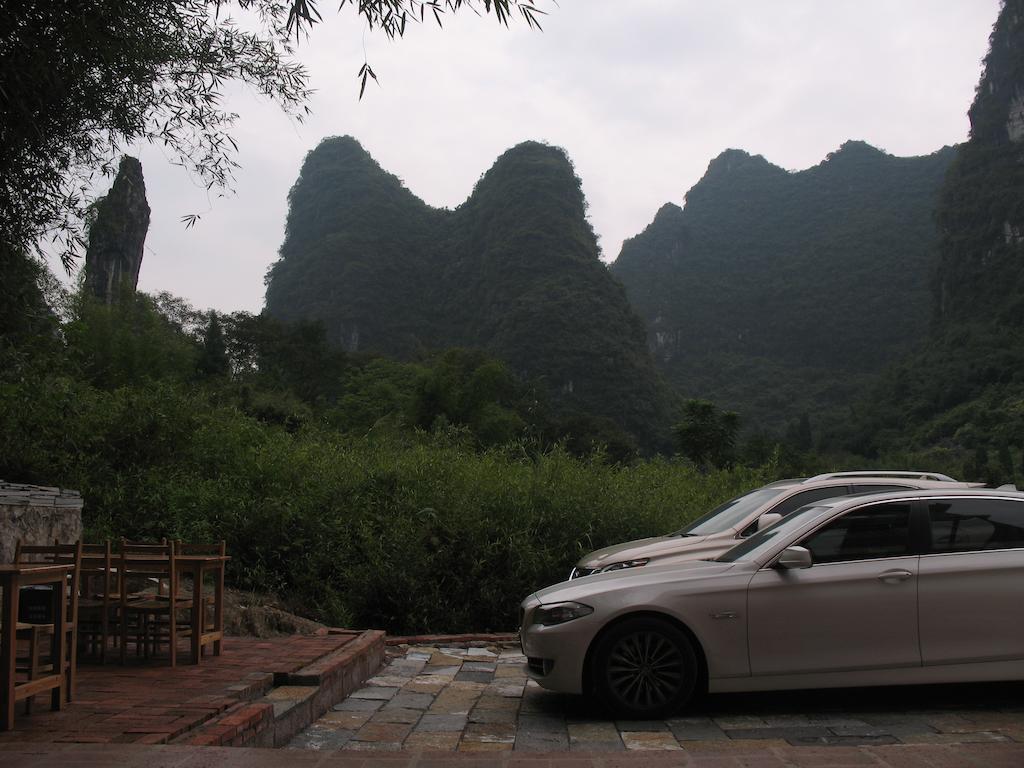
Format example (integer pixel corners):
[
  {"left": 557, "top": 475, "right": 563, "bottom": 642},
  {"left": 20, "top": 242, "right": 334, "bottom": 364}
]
[
  {"left": 765, "top": 471, "right": 979, "bottom": 493},
  {"left": 810, "top": 487, "right": 1024, "bottom": 509}
]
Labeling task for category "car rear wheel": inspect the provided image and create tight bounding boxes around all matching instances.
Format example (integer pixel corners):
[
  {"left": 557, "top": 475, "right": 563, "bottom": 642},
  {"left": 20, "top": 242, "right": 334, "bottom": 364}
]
[{"left": 592, "top": 617, "right": 697, "bottom": 718}]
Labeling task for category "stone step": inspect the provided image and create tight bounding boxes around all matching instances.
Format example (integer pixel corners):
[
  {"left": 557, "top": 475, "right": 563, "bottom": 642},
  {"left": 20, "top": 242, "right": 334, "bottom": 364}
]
[{"left": 178, "top": 629, "right": 386, "bottom": 748}]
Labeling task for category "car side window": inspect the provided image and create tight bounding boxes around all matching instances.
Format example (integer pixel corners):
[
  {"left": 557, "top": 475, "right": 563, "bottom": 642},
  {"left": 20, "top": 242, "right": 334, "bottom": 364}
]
[
  {"left": 800, "top": 502, "right": 912, "bottom": 564},
  {"left": 928, "top": 498, "right": 1024, "bottom": 553},
  {"left": 770, "top": 486, "right": 853, "bottom": 519}
]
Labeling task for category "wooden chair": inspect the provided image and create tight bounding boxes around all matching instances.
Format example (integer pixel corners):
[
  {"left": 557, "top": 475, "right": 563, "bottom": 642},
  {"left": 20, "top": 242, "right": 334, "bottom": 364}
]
[
  {"left": 13, "top": 540, "right": 82, "bottom": 708},
  {"left": 119, "top": 540, "right": 192, "bottom": 666},
  {"left": 76, "top": 541, "right": 118, "bottom": 663}
]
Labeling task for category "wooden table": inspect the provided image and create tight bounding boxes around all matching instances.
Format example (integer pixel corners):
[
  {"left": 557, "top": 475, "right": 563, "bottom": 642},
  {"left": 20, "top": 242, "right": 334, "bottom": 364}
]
[
  {"left": 86, "top": 553, "right": 229, "bottom": 666},
  {"left": 1, "top": 563, "right": 74, "bottom": 731}
]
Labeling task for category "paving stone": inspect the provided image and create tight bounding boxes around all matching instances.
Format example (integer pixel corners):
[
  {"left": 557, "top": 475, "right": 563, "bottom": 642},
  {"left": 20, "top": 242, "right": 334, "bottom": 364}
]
[
  {"left": 495, "top": 665, "right": 528, "bottom": 679},
  {"left": 725, "top": 726, "right": 835, "bottom": 741},
  {"left": 713, "top": 715, "right": 770, "bottom": 730},
  {"left": 614, "top": 720, "right": 668, "bottom": 732},
  {"left": 450, "top": 679, "right": 490, "bottom": 692},
  {"left": 403, "top": 679, "right": 449, "bottom": 694},
  {"left": 831, "top": 724, "right": 938, "bottom": 739},
  {"left": 666, "top": 716, "right": 729, "bottom": 741},
  {"left": 518, "top": 714, "right": 568, "bottom": 734},
  {"left": 343, "top": 740, "right": 403, "bottom": 751},
  {"left": 470, "top": 707, "right": 519, "bottom": 724},
  {"left": 351, "top": 722, "right": 413, "bottom": 743},
  {"left": 385, "top": 661, "right": 427, "bottom": 677},
  {"left": 514, "top": 730, "right": 569, "bottom": 751},
  {"left": 787, "top": 733, "right": 901, "bottom": 747},
  {"left": 404, "top": 731, "right": 461, "bottom": 750},
  {"left": 463, "top": 662, "right": 498, "bottom": 672},
  {"left": 568, "top": 722, "right": 621, "bottom": 742},
  {"left": 416, "top": 713, "right": 469, "bottom": 732},
  {"left": 475, "top": 695, "right": 521, "bottom": 711},
  {"left": 334, "top": 697, "right": 384, "bottom": 712},
  {"left": 287, "top": 725, "right": 355, "bottom": 750},
  {"left": 459, "top": 740, "right": 514, "bottom": 751},
  {"left": 467, "top": 647, "right": 499, "bottom": 658},
  {"left": 620, "top": 731, "right": 682, "bottom": 751},
  {"left": 456, "top": 670, "right": 496, "bottom": 684},
  {"left": 897, "top": 731, "right": 1012, "bottom": 744},
  {"left": 462, "top": 722, "right": 516, "bottom": 744},
  {"left": 370, "top": 708, "right": 422, "bottom": 725},
  {"left": 421, "top": 665, "right": 460, "bottom": 677},
  {"left": 486, "top": 682, "right": 525, "bottom": 698},
  {"left": 430, "top": 689, "right": 482, "bottom": 715},
  {"left": 322, "top": 710, "right": 375, "bottom": 730},
  {"left": 385, "top": 692, "right": 435, "bottom": 710},
  {"left": 350, "top": 686, "right": 399, "bottom": 701},
  {"left": 366, "top": 675, "right": 413, "bottom": 688}
]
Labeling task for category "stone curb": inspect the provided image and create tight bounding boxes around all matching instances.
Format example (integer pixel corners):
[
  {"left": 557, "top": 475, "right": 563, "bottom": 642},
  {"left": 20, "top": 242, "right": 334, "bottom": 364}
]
[{"left": 386, "top": 633, "right": 519, "bottom": 646}]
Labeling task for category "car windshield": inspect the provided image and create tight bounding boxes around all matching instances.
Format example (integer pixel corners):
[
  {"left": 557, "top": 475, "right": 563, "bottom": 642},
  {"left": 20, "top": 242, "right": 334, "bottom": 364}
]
[
  {"left": 716, "top": 504, "right": 832, "bottom": 562},
  {"left": 674, "top": 487, "right": 784, "bottom": 536}
]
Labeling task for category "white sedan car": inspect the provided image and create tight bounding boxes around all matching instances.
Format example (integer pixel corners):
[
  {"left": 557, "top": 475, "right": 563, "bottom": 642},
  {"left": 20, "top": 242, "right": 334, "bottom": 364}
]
[{"left": 520, "top": 488, "right": 1024, "bottom": 718}]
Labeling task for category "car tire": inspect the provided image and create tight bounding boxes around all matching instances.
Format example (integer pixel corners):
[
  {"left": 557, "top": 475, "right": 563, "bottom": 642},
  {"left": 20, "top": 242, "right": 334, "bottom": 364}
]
[{"left": 592, "top": 616, "right": 698, "bottom": 719}]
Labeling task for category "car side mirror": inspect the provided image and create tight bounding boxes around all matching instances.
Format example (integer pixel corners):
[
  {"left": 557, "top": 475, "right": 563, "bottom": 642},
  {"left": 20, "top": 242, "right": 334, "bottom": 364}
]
[
  {"left": 775, "top": 546, "right": 812, "bottom": 569},
  {"left": 757, "top": 512, "right": 783, "bottom": 532}
]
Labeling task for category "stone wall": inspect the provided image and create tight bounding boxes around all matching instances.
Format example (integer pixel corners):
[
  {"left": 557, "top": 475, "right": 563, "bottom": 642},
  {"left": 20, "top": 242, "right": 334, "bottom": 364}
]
[{"left": 0, "top": 481, "right": 84, "bottom": 563}]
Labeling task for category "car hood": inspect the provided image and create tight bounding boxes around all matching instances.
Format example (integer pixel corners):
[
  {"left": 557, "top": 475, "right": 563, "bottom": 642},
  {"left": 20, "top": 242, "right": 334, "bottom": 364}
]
[
  {"left": 577, "top": 534, "right": 715, "bottom": 568},
  {"left": 535, "top": 558, "right": 740, "bottom": 604}
]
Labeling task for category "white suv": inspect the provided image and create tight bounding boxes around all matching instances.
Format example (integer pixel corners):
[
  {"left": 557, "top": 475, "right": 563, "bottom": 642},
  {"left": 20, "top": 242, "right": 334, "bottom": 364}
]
[{"left": 569, "top": 471, "right": 981, "bottom": 578}]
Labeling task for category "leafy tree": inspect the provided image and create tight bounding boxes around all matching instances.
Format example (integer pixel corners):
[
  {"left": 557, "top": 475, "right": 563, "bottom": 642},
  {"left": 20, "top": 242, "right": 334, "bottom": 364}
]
[
  {"left": 673, "top": 399, "right": 739, "bottom": 469},
  {"left": 197, "top": 312, "right": 230, "bottom": 379},
  {"left": 0, "top": 1, "right": 542, "bottom": 267}
]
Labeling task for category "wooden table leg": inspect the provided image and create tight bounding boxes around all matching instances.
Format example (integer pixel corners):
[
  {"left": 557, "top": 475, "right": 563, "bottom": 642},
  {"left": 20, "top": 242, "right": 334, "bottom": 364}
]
[
  {"left": 190, "top": 565, "right": 203, "bottom": 664},
  {"left": 1, "top": 579, "right": 16, "bottom": 731},
  {"left": 50, "top": 578, "right": 65, "bottom": 711},
  {"left": 213, "top": 562, "right": 224, "bottom": 657}
]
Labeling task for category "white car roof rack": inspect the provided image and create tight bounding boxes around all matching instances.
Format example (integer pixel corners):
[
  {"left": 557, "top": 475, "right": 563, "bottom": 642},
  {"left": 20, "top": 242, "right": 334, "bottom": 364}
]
[{"left": 804, "top": 470, "right": 958, "bottom": 484}]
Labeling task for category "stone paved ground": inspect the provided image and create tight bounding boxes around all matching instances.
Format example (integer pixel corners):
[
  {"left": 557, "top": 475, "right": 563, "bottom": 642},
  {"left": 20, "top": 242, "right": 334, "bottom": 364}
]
[{"left": 288, "top": 642, "right": 1024, "bottom": 755}]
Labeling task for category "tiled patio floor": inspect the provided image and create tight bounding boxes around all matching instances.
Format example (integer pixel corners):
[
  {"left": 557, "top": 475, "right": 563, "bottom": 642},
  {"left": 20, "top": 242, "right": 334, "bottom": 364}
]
[
  {"left": 288, "top": 642, "right": 1024, "bottom": 754},
  {"left": 0, "top": 634, "right": 358, "bottom": 745}
]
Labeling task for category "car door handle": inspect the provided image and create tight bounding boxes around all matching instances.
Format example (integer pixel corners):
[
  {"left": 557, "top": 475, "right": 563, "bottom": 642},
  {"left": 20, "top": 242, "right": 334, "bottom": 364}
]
[{"left": 877, "top": 569, "right": 913, "bottom": 583}]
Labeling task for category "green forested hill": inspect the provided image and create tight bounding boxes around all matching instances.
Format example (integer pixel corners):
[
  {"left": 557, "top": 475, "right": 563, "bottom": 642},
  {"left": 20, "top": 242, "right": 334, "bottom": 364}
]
[
  {"left": 611, "top": 141, "right": 956, "bottom": 433},
  {"left": 836, "top": 0, "right": 1024, "bottom": 466},
  {"left": 265, "top": 137, "right": 668, "bottom": 447}
]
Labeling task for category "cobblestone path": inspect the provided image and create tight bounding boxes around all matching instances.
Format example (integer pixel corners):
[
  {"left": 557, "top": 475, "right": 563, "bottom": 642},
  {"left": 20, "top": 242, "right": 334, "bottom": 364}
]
[{"left": 288, "top": 642, "right": 1024, "bottom": 753}]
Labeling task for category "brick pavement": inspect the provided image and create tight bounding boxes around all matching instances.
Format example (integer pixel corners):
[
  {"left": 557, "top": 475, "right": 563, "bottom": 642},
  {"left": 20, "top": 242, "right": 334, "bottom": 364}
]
[
  {"left": 0, "top": 634, "right": 358, "bottom": 745},
  {"left": 3, "top": 742, "right": 1024, "bottom": 767},
  {"left": 288, "top": 641, "right": 1024, "bottom": 756}
]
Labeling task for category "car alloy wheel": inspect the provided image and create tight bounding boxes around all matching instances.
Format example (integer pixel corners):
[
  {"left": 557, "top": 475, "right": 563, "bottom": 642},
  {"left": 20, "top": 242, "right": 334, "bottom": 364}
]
[{"left": 593, "top": 617, "right": 697, "bottom": 718}]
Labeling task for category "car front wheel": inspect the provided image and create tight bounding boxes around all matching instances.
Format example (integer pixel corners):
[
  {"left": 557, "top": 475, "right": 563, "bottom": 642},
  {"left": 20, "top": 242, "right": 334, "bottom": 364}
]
[{"left": 592, "top": 616, "right": 697, "bottom": 718}]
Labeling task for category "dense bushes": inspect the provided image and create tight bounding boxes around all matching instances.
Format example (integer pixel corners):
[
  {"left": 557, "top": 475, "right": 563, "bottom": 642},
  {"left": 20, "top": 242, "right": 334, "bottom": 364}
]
[{"left": 0, "top": 370, "right": 766, "bottom": 633}]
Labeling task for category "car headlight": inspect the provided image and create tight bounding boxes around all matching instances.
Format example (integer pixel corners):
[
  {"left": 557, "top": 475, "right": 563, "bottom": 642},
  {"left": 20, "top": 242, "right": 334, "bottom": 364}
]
[
  {"left": 533, "top": 601, "right": 594, "bottom": 626},
  {"left": 599, "top": 558, "right": 649, "bottom": 573}
]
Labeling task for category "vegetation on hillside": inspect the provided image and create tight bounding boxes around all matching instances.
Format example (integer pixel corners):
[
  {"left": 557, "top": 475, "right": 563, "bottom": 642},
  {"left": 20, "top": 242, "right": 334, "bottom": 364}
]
[
  {"left": 837, "top": 0, "right": 1024, "bottom": 467},
  {"left": 266, "top": 137, "right": 670, "bottom": 449},
  {"left": 612, "top": 142, "right": 956, "bottom": 434},
  {"left": 0, "top": 283, "right": 767, "bottom": 633}
]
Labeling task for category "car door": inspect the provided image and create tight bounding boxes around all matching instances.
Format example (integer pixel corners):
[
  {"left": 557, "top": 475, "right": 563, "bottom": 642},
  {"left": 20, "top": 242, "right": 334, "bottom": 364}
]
[
  {"left": 918, "top": 496, "right": 1024, "bottom": 665},
  {"left": 746, "top": 501, "right": 920, "bottom": 676}
]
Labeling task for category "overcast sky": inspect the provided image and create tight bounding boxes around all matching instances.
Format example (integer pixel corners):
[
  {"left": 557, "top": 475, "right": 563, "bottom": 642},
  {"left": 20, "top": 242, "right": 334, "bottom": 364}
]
[{"left": 96, "top": 0, "right": 1002, "bottom": 314}]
